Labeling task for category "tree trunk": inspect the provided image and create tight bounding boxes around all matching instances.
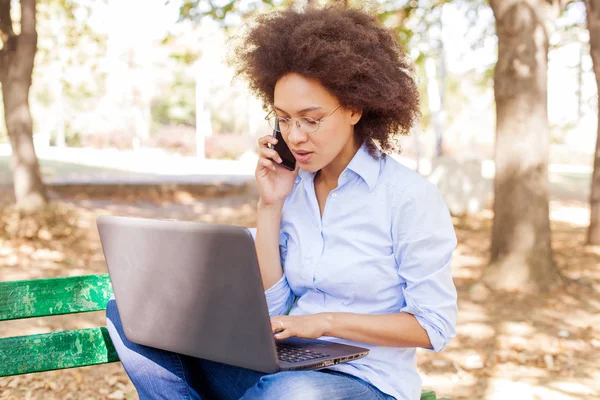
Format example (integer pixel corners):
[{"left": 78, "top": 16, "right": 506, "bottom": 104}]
[
  {"left": 586, "top": 0, "right": 600, "bottom": 244},
  {"left": 484, "top": 0, "right": 560, "bottom": 292},
  {"left": 0, "top": 0, "right": 47, "bottom": 211}
]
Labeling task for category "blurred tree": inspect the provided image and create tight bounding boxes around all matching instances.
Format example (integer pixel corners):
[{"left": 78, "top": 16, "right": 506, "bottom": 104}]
[
  {"left": 585, "top": 0, "right": 600, "bottom": 244},
  {"left": 0, "top": 0, "right": 47, "bottom": 211},
  {"left": 483, "top": 0, "right": 576, "bottom": 292},
  {"left": 35, "top": 0, "right": 106, "bottom": 148}
]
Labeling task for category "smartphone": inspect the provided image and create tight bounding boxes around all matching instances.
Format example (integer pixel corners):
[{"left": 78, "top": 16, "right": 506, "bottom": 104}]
[{"left": 270, "top": 120, "right": 296, "bottom": 171}]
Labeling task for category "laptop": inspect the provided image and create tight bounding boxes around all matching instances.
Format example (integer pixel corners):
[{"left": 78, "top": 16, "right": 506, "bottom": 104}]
[{"left": 97, "top": 215, "right": 369, "bottom": 373}]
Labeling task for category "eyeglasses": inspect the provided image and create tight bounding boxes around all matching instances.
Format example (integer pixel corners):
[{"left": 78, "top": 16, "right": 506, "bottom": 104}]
[{"left": 265, "top": 105, "right": 342, "bottom": 134}]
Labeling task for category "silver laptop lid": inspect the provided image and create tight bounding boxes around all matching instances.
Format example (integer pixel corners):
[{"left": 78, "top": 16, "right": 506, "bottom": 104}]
[{"left": 97, "top": 215, "right": 280, "bottom": 373}]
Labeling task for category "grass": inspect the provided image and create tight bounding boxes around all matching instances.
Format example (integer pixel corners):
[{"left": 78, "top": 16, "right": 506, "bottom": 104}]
[{"left": 0, "top": 155, "right": 150, "bottom": 184}]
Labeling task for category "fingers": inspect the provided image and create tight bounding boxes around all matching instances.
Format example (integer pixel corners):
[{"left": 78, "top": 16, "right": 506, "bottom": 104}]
[
  {"left": 271, "top": 318, "right": 285, "bottom": 333},
  {"left": 275, "top": 329, "right": 292, "bottom": 340},
  {"left": 258, "top": 134, "right": 278, "bottom": 149},
  {"left": 258, "top": 157, "right": 277, "bottom": 172},
  {"left": 259, "top": 146, "right": 283, "bottom": 164},
  {"left": 256, "top": 135, "right": 282, "bottom": 173},
  {"left": 271, "top": 318, "right": 291, "bottom": 340}
]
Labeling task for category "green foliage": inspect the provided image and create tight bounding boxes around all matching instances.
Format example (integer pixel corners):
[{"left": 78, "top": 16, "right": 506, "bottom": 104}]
[
  {"left": 175, "top": 0, "right": 287, "bottom": 23},
  {"left": 169, "top": 50, "right": 200, "bottom": 66},
  {"left": 151, "top": 71, "right": 196, "bottom": 127},
  {"left": 32, "top": 0, "right": 108, "bottom": 143}
]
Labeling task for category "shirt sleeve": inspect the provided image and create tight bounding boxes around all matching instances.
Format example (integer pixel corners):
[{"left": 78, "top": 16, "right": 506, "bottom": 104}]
[
  {"left": 246, "top": 228, "right": 294, "bottom": 317},
  {"left": 391, "top": 180, "right": 458, "bottom": 352}
]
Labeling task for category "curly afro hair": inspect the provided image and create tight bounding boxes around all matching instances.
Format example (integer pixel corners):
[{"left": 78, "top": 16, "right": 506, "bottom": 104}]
[{"left": 229, "top": 5, "right": 420, "bottom": 158}]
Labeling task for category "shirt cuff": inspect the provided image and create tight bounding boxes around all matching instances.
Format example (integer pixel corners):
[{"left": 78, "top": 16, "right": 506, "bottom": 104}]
[
  {"left": 414, "top": 313, "right": 447, "bottom": 352},
  {"left": 246, "top": 227, "right": 257, "bottom": 240},
  {"left": 400, "top": 290, "right": 449, "bottom": 352}
]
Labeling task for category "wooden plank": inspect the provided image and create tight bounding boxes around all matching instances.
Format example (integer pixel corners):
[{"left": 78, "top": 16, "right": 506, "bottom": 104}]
[
  {"left": 421, "top": 390, "right": 437, "bottom": 400},
  {"left": 0, "top": 327, "right": 120, "bottom": 376},
  {"left": 0, "top": 274, "right": 113, "bottom": 321}
]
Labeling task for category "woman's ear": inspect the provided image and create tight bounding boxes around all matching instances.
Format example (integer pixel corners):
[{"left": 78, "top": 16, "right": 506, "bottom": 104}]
[{"left": 349, "top": 108, "right": 363, "bottom": 126}]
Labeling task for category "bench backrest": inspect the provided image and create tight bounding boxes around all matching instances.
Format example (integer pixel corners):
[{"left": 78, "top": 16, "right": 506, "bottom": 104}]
[{"left": 0, "top": 274, "right": 118, "bottom": 376}]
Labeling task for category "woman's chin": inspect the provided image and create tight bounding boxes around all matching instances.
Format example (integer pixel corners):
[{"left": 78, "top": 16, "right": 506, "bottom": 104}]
[{"left": 296, "top": 160, "right": 320, "bottom": 173}]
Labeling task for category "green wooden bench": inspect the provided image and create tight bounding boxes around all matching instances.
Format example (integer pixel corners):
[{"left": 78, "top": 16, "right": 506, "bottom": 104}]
[{"left": 0, "top": 274, "right": 450, "bottom": 399}]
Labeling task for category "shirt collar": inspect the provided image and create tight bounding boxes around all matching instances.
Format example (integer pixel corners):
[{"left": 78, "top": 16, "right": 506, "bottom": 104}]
[
  {"left": 296, "top": 142, "right": 381, "bottom": 191},
  {"left": 346, "top": 142, "right": 381, "bottom": 191}
]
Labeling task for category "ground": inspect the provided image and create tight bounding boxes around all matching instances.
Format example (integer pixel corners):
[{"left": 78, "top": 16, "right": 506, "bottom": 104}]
[{"left": 0, "top": 183, "right": 598, "bottom": 400}]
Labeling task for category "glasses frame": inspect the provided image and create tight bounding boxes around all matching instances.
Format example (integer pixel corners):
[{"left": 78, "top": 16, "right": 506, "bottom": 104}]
[{"left": 265, "top": 105, "right": 342, "bottom": 134}]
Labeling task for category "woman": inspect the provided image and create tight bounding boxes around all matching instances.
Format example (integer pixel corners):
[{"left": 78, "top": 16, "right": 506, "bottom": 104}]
[{"left": 106, "top": 6, "right": 457, "bottom": 400}]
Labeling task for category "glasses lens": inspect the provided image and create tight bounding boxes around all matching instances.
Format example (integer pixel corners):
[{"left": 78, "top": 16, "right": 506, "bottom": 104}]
[
  {"left": 267, "top": 116, "right": 319, "bottom": 133},
  {"left": 275, "top": 117, "right": 292, "bottom": 133},
  {"left": 300, "top": 118, "right": 320, "bottom": 133}
]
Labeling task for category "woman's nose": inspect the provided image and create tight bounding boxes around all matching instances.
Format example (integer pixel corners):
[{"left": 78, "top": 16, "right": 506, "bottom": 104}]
[{"left": 287, "top": 120, "right": 307, "bottom": 144}]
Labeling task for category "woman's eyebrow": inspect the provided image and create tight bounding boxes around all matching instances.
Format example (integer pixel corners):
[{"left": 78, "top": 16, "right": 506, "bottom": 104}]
[{"left": 273, "top": 105, "right": 323, "bottom": 114}]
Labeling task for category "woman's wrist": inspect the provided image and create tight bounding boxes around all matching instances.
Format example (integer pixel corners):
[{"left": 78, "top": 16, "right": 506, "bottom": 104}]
[
  {"left": 320, "top": 312, "right": 335, "bottom": 337},
  {"left": 257, "top": 197, "right": 285, "bottom": 211}
]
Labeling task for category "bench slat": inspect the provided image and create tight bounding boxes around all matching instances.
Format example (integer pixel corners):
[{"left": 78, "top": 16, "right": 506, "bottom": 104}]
[
  {"left": 421, "top": 390, "right": 436, "bottom": 400},
  {"left": 0, "top": 274, "right": 113, "bottom": 321},
  {"left": 0, "top": 327, "right": 119, "bottom": 376}
]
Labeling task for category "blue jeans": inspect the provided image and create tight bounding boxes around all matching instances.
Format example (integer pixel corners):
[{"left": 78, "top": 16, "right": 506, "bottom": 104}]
[{"left": 106, "top": 300, "right": 394, "bottom": 400}]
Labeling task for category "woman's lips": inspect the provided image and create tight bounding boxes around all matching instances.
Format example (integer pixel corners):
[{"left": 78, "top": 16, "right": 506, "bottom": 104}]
[{"left": 292, "top": 150, "right": 313, "bottom": 163}]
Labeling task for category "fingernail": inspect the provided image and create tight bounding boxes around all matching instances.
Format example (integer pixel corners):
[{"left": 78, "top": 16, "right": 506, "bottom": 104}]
[{"left": 278, "top": 158, "right": 282, "bottom": 163}]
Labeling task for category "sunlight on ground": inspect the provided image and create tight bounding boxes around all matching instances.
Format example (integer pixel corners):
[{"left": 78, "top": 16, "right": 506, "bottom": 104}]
[
  {"left": 550, "top": 201, "right": 590, "bottom": 227},
  {"left": 486, "top": 378, "right": 597, "bottom": 399}
]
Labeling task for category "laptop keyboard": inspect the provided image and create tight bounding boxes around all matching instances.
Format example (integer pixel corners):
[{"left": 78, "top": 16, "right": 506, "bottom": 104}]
[{"left": 276, "top": 343, "right": 330, "bottom": 363}]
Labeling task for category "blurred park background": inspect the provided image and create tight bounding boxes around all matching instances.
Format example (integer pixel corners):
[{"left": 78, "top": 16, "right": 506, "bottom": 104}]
[{"left": 0, "top": 0, "right": 599, "bottom": 399}]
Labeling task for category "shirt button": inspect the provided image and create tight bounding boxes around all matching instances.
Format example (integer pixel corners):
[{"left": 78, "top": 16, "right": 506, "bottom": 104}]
[{"left": 331, "top": 193, "right": 337, "bottom": 198}]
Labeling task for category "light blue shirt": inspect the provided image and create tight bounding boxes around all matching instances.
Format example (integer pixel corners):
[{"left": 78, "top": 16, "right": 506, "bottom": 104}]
[{"left": 252, "top": 143, "right": 457, "bottom": 400}]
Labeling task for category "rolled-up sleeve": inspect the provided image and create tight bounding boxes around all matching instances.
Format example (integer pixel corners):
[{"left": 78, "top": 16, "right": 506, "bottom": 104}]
[
  {"left": 392, "top": 181, "right": 458, "bottom": 352},
  {"left": 247, "top": 228, "right": 294, "bottom": 316}
]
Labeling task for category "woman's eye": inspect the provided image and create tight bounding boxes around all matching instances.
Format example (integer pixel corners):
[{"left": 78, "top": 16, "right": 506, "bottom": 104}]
[{"left": 303, "top": 118, "right": 319, "bottom": 126}]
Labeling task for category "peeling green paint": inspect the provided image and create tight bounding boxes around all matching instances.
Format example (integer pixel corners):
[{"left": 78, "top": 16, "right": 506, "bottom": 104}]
[
  {"left": 0, "top": 327, "right": 120, "bottom": 376},
  {"left": 74, "top": 338, "right": 83, "bottom": 354},
  {"left": 0, "top": 274, "right": 113, "bottom": 321}
]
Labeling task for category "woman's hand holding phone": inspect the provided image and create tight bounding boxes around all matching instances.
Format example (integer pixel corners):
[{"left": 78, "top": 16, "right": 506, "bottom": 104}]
[{"left": 256, "top": 134, "right": 298, "bottom": 207}]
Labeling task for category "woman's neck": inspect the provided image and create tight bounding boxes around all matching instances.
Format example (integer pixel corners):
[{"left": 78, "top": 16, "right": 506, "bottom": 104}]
[{"left": 316, "top": 139, "right": 362, "bottom": 189}]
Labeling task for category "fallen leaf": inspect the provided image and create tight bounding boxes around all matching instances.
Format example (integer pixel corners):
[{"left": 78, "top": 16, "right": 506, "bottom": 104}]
[
  {"left": 106, "top": 376, "right": 119, "bottom": 386},
  {"left": 543, "top": 354, "right": 555, "bottom": 369},
  {"left": 464, "top": 354, "right": 485, "bottom": 369},
  {"left": 107, "top": 390, "right": 125, "bottom": 399},
  {"left": 44, "top": 380, "right": 58, "bottom": 391},
  {"left": 432, "top": 359, "right": 449, "bottom": 368},
  {"left": 7, "top": 377, "right": 21, "bottom": 388}
]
